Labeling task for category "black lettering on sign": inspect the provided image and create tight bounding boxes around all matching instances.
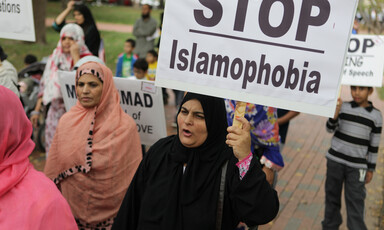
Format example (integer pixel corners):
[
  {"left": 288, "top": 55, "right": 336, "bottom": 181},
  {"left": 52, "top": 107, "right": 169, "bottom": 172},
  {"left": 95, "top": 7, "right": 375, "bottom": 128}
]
[
  {"left": 121, "top": 91, "right": 133, "bottom": 105},
  {"left": 194, "top": 0, "right": 223, "bottom": 27},
  {"left": 144, "top": 94, "right": 153, "bottom": 108},
  {"left": 259, "top": 0, "right": 295, "bottom": 38},
  {"left": 66, "top": 84, "right": 77, "bottom": 99},
  {"left": 362, "top": 39, "right": 374, "bottom": 53},
  {"left": 136, "top": 124, "right": 154, "bottom": 134},
  {"left": 348, "top": 38, "right": 374, "bottom": 54},
  {"left": 121, "top": 91, "right": 154, "bottom": 108},
  {"left": 169, "top": 40, "right": 322, "bottom": 93},
  {"left": 296, "top": 0, "right": 330, "bottom": 42}
]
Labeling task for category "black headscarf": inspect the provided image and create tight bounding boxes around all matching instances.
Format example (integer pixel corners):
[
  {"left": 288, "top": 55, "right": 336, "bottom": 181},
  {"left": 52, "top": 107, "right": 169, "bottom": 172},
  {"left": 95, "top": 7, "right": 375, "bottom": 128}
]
[
  {"left": 171, "top": 92, "right": 230, "bottom": 163},
  {"left": 74, "top": 4, "right": 101, "bottom": 56},
  {"left": 162, "top": 93, "right": 232, "bottom": 228}
]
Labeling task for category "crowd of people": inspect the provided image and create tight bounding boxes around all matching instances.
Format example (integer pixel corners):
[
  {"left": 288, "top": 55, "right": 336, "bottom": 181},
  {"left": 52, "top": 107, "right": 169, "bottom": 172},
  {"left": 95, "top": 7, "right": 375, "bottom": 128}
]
[{"left": 0, "top": 1, "right": 382, "bottom": 230}]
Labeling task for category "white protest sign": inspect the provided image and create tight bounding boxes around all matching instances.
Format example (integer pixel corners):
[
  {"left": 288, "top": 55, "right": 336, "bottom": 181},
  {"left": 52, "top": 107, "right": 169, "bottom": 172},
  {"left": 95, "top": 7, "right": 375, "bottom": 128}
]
[
  {"left": 58, "top": 71, "right": 167, "bottom": 146},
  {"left": 0, "top": 0, "right": 35, "bottom": 41},
  {"left": 156, "top": 0, "right": 358, "bottom": 117},
  {"left": 341, "top": 34, "right": 384, "bottom": 87}
]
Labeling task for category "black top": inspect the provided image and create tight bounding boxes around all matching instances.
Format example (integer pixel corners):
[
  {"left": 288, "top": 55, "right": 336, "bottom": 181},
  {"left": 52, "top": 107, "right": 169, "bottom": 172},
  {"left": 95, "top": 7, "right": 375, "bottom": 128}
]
[
  {"left": 112, "top": 93, "right": 279, "bottom": 230},
  {"left": 277, "top": 109, "right": 289, "bottom": 144},
  {"left": 83, "top": 24, "right": 101, "bottom": 56}
]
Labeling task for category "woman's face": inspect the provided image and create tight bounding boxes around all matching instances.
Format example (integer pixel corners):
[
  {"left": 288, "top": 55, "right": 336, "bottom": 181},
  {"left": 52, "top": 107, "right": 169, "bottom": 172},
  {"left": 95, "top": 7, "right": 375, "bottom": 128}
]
[
  {"left": 73, "top": 10, "right": 85, "bottom": 25},
  {"left": 76, "top": 73, "right": 103, "bottom": 108},
  {"left": 177, "top": 99, "right": 208, "bottom": 148},
  {"left": 61, "top": 36, "right": 74, "bottom": 53}
]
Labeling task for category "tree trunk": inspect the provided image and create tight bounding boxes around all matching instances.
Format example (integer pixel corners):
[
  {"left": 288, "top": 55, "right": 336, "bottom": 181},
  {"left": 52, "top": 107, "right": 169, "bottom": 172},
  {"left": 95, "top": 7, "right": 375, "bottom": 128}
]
[
  {"left": 33, "top": 0, "right": 47, "bottom": 44},
  {"left": 61, "top": 0, "right": 67, "bottom": 9},
  {"left": 159, "top": 0, "right": 165, "bottom": 8}
]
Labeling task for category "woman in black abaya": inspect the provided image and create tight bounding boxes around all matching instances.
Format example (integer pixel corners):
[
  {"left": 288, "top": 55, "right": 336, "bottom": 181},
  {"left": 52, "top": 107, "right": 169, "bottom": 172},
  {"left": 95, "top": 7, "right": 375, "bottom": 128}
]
[{"left": 112, "top": 93, "right": 279, "bottom": 230}]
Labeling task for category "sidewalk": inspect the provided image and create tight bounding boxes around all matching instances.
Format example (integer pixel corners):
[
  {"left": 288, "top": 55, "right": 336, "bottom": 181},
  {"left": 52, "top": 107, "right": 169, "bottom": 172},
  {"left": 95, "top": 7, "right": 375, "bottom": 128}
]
[
  {"left": 259, "top": 85, "right": 384, "bottom": 230},
  {"left": 45, "top": 18, "right": 133, "bottom": 33}
]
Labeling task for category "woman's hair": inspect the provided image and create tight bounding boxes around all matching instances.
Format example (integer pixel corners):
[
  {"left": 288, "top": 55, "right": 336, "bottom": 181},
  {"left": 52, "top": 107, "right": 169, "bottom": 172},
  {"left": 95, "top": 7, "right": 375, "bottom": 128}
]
[
  {"left": 24, "top": 54, "right": 37, "bottom": 65},
  {"left": 74, "top": 4, "right": 97, "bottom": 30}
]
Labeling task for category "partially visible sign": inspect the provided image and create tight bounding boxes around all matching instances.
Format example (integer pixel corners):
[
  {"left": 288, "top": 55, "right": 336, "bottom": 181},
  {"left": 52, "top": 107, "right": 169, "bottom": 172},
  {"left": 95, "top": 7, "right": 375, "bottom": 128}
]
[
  {"left": 0, "top": 0, "right": 35, "bottom": 42},
  {"left": 58, "top": 71, "right": 167, "bottom": 146},
  {"left": 342, "top": 35, "right": 384, "bottom": 87}
]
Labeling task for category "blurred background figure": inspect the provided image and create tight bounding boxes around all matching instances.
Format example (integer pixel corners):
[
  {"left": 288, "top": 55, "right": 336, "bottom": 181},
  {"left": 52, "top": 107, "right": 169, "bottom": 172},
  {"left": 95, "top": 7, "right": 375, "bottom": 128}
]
[
  {"left": 30, "top": 24, "right": 92, "bottom": 154},
  {"left": 116, "top": 38, "right": 138, "bottom": 78},
  {"left": 53, "top": 1, "right": 102, "bottom": 58},
  {"left": 0, "top": 46, "right": 19, "bottom": 97},
  {"left": 133, "top": 2, "right": 158, "bottom": 58}
]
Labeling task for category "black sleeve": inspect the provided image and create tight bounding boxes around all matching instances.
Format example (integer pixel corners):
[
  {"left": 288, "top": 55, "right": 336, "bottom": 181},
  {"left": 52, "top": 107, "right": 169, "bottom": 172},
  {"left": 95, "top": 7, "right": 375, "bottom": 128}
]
[
  {"left": 326, "top": 117, "right": 339, "bottom": 133},
  {"left": 112, "top": 158, "right": 146, "bottom": 230},
  {"left": 226, "top": 155, "right": 279, "bottom": 226}
]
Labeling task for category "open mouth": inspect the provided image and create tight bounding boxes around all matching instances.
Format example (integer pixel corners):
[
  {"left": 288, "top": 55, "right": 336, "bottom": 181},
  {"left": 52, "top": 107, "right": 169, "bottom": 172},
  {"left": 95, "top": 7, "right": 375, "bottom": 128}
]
[{"left": 182, "top": 129, "right": 192, "bottom": 137}]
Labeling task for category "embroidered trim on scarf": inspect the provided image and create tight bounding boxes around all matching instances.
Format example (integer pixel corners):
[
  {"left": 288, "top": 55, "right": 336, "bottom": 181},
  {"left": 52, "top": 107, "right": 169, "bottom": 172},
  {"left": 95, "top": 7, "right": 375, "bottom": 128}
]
[
  {"left": 76, "top": 217, "right": 114, "bottom": 230},
  {"left": 78, "top": 68, "right": 104, "bottom": 83},
  {"left": 52, "top": 109, "right": 96, "bottom": 185}
]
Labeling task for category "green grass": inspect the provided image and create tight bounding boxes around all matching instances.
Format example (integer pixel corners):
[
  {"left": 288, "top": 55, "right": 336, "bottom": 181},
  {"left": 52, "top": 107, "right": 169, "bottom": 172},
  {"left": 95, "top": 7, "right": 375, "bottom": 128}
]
[
  {"left": 0, "top": 27, "right": 58, "bottom": 71},
  {"left": 46, "top": 1, "right": 163, "bottom": 25},
  {"left": 0, "top": 3, "right": 157, "bottom": 73},
  {"left": 377, "top": 87, "right": 384, "bottom": 100},
  {"left": 0, "top": 28, "right": 132, "bottom": 73},
  {"left": 100, "top": 30, "right": 134, "bottom": 70}
]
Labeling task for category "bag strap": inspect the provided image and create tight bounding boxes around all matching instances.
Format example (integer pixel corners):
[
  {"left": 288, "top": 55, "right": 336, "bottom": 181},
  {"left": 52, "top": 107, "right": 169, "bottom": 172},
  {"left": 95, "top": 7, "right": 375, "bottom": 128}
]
[{"left": 216, "top": 160, "right": 228, "bottom": 230}]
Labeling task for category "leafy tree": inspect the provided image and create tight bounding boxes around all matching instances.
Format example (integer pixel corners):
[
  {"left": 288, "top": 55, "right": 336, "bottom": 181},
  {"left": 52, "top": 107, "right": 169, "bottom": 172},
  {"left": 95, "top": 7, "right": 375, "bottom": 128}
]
[{"left": 357, "top": 0, "right": 384, "bottom": 34}]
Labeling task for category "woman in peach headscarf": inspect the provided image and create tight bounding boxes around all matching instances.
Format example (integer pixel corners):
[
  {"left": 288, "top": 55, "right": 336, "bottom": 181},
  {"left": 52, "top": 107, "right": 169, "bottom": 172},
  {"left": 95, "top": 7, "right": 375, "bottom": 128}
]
[
  {"left": 44, "top": 62, "right": 142, "bottom": 229},
  {"left": 0, "top": 85, "right": 77, "bottom": 230}
]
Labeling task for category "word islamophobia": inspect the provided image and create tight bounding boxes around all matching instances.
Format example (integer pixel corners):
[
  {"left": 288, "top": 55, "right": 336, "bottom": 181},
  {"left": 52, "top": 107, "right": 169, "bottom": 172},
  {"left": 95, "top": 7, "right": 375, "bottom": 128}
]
[
  {"left": 169, "top": 40, "right": 321, "bottom": 93},
  {"left": 0, "top": 0, "right": 20, "bottom": 14}
]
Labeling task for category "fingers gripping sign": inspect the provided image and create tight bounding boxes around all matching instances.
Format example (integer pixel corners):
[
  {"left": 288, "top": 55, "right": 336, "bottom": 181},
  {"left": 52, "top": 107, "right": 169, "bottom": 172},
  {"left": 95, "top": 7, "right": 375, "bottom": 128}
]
[{"left": 226, "top": 113, "right": 252, "bottom": 161}]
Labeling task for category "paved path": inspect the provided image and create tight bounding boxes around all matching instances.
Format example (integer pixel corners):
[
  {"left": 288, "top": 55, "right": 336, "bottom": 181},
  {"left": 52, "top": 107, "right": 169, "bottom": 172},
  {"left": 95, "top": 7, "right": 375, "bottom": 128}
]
[
  {"left": 45, "top": 18, "right": 133, "bottom": 33},
  {"left": 259, "top": 85, "right": 384, "bottom": 230}
]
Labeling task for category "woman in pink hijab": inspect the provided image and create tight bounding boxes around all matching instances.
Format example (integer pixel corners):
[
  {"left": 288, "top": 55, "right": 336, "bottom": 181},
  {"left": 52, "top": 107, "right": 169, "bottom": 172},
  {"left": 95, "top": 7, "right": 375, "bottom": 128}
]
[{"left": 0, "top": 85, "right": 77, "bottom": 229}]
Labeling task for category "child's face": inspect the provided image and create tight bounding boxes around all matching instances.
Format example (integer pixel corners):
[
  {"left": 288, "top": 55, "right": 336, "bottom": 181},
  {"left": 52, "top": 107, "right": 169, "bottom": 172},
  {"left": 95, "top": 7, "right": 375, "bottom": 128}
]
[
  {"left": 124, "top": 42, "right": 134, "bottom": 54},
  {"left": 350, "top": 86, "right": 372, "bottom": 106},
  {"left": 133, "top": 67, "right": 147, "bottom": 79},
  {"left": 146, "top": 53, "right": 157, "bottom": 64}
]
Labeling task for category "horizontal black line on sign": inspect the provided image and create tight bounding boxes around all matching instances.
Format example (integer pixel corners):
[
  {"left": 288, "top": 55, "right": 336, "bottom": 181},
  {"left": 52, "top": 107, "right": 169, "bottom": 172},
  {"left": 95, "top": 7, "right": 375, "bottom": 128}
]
[
  {"left": 189, "top": 29, "right": 325, "bottom": 54},
  {"left": 347, "top": 54, "right": 375, "bottom": 57}
]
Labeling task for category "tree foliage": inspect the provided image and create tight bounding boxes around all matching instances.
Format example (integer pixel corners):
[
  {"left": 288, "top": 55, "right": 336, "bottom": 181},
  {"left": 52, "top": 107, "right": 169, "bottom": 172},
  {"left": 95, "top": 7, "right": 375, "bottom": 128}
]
[{"left": 358, "top": 0, "right": 384, "bottom": 34}]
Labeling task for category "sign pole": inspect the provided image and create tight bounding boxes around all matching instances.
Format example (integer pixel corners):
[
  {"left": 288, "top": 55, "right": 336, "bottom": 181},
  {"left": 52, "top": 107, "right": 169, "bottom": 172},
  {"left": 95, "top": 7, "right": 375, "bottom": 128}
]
[{"left": 232, "top": 101, "right": 247, "bottom": 128}]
